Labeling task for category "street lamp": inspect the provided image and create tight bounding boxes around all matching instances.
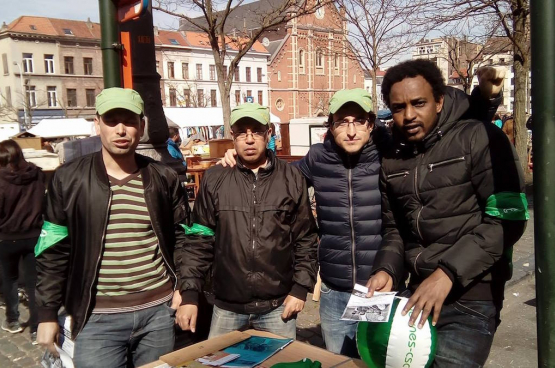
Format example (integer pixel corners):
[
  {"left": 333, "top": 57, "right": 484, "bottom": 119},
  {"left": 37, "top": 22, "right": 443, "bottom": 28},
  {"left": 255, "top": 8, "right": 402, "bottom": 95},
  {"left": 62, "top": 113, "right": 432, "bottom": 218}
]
[{"left": 13, "top": 61, "right": 29, "bottom": 129}]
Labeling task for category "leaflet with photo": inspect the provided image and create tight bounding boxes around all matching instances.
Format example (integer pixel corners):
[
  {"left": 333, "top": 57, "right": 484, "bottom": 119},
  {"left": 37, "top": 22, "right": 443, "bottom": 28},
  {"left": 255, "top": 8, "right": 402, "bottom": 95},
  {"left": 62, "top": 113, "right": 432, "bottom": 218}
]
[{"left": 341, "top": 284, "right": 396, "bottom": 322}]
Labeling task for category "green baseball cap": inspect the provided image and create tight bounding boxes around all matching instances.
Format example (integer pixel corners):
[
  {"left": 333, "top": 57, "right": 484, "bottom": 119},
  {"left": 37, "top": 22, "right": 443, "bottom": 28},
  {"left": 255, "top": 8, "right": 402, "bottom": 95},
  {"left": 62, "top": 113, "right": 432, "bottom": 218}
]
[
  {"left": 230, "top": 103, "right": 270, "bottom": 127},
  {"left": 329, "top": 88, "right": 373, "bottom": 114},
  {"left": 95, "top": 87, "right": 144, "bottom": 116}
]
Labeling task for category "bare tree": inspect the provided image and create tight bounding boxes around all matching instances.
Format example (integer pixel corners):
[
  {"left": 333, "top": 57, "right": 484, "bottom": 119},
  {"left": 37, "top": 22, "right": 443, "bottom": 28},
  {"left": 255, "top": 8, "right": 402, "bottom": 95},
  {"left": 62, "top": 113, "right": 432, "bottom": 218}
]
[
  {"left": 424, "top": 0, "right": 530, "bottom": 172},
  {"left": 154, "top": 0, "right": 331, "bottom": 137},
  {"left": 337, "top": 0, "right": 430, "bottom": 111}
]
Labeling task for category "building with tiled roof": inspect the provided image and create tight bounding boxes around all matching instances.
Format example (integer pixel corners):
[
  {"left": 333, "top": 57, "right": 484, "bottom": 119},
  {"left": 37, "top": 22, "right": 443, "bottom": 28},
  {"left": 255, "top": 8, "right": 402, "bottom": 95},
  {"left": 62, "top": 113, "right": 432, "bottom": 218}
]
[{"left": 0, "top": 16, "right": 104, "bottom": 127}]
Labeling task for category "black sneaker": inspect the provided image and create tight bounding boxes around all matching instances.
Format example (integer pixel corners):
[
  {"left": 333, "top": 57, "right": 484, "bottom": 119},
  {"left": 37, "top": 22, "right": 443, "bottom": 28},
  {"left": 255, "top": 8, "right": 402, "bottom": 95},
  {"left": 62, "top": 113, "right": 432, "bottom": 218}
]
[
  {"left": 1, "top": 320, "right": 23, "bottom": 333},
  {"left": 31, "top": 332, "right": 38, "bottom": 345}
]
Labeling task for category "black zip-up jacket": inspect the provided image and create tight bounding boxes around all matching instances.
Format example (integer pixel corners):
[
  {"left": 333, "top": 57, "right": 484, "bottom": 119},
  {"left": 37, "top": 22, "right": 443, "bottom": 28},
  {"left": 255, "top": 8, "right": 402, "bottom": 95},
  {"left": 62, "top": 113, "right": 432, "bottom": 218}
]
[
  {"left": 177, "top": 150, "right": 318, "bottom": 314},
  {"left": 373, "top": 88, "right": 527, "bottom": 302},
  {"left": 35, "top": 152, "right": 189, "bottom": 339}
]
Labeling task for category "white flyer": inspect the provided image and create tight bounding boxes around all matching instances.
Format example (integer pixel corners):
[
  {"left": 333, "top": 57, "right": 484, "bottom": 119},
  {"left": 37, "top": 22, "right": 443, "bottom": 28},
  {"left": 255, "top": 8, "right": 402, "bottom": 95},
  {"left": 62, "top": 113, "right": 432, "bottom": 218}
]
[{"left": 340, "top": 284, "right": 396, "bottom": 322}]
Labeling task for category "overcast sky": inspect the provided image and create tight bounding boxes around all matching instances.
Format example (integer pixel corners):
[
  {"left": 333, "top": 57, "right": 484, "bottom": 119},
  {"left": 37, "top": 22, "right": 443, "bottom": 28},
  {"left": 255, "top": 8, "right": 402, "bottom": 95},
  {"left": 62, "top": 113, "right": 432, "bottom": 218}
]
[{"left": 2, "top": 0, "right": 181, "bottom": 29}]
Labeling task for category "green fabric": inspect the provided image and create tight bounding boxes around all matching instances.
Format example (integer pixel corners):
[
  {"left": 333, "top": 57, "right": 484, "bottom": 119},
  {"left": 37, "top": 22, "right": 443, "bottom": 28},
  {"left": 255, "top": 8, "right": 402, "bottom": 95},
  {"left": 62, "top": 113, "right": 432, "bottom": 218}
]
[
  {"left": 329, "top": 88, "right": 373, "bottom": 114},
  {"left": 35, "top": 221, "right": 68, "bottom": 257},
  {"left": 485, "top": 192, "right": 529, "bottom": 220},
  {"left": 271, "top": 359, "right": 321, "bottom": 368},
  {"left": 95, "top": 87, "right": 144, "bottom": 115},
  {"left": 230, "top": 102, "right": 270, "bottom": 126},
  {"left": 180, "top": 223, "right": 215, "bottom": 236},
  {"left": 356, "top": 298, "right": 397, "bottom": 368}
]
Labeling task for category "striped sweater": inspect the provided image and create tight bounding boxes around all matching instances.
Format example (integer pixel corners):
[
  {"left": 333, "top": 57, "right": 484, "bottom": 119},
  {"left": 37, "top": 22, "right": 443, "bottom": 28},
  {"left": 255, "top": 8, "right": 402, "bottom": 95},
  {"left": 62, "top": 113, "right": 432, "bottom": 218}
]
[{"left": 93, "top": 173, "right": 173, "bottom": 313}]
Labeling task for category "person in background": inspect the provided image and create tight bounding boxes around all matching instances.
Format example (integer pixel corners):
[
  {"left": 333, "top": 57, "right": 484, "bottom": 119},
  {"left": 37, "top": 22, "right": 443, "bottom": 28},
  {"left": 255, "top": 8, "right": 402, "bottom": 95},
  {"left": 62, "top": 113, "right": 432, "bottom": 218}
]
[
  {"left": 267, "top": 123, "right": 277, "bottom": 152},
  {"left": 493, "top": 113, "right": 503, "bottom": 129},
  {"left": 0, "top": 139, "right": 45, "bottom": 344},
  {"left": 502, "top": 116, "right": 515, "bottom": 145},
  {"left": 167, "top": 127, "right": 187, "bottom": 168},
  {"left": 174, "top": 103, "right": 318, "bottom": 339}
]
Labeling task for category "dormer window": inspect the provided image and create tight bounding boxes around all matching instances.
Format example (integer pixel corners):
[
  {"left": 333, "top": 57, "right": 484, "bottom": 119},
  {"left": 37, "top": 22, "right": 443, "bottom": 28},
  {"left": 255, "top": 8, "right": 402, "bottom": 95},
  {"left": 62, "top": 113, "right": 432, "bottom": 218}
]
[
  {"left": 29, "top": 25, "right": 37, "bottom": 30},
  {"left": 169, "top": 39, "right": 180, "bottom": 45},
  {"left": 63, "top": 28, "right": 73, "bottom": 35}
]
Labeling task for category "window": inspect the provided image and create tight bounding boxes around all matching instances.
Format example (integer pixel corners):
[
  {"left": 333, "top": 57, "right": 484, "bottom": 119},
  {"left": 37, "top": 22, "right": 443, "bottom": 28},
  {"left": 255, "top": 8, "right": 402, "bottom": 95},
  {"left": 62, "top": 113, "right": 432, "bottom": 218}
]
[
  {"left": 86, "top": 89, "right": 95, "bottom": 107},
  {"left": 84, "top": 58, "right": 93, "bottom": 75},
  {"left": 258, "top": 90, "right": 263, "bottom": 105},
  {"left": 47, "top": 86, "right": 57, "bottom": 107},
  {"left": 500, "top": 58, "right": 505, "bottom": 64},
  {"left": 334, "top": 53, "right": 339, "bottom": 75},
  {"left": 210, "top": 89, "right": 217, "bottom": 107},
  {"left": 184, "top": 89, "right": 191, "bottom": 107},
  {"left": 277, "top": 71, "right": 281, "bottom": 82},
  {"left": 169, "top": 88, "right": 177, "bottom": 106},
  {"left": 235, "top": 90, "right": 241, "bottom": 105},
  {"left": 64, "top": 56, "right": 74, "bottom": 74},
  {"left": 196, "top": 64, "right": 203, "bottom": 80},
  {"left": 169, "top": 38, "right": 180, "bottom": 45},
  {"left": 44, "top": 55, "right": 54, "bottom": 74},
  {"left": 197, "top": 89, "right": 204, "bottom": 107},
  {"left": 2, "top": 54, "right": 8, "bottom": 75},
  {"left": 246, "top": 90, "right": 252, "bottom": 102},
  {"left": 62, "top": 28, "right": 73, "bottom": 35},
  {"left": 156, "top": 61, "right": 160, "bottom": 73},
  {"left": 299, "top": 49, "right": 305, "bottom": 74},
  {"left": 246, "top": 67, "right": 251, "bottom": 82},
  {"left": 418, "top": 46, "right": 426, "bottom": 55},
  {"left": 315, "top": 49, "right": 324, "bottom": 73},
  {"left": 182, "top": 63, "right": 189, "bottom": 79},
  {"left": 168, "top": 62, "right": 175, "bottom": 79},
  {"left": 66, "top": 88, "right": 77, "bottom": 107},
  {"left": 26, "top": 86, "right": 37, "bottom": 107},
  {"left": 234, "top": 67, "right": 240, "bottom": 82},
  {"left": 257, "top": 68, "right": 262, "bottom": 83},
  {"left": 23, "top": 53, "right": 33, "bottom": 73},
  {"left": 353, "top": 73, "right": 357, "bottom": 84},
  {"left": 209, "top": 65, "right": 216, "bottom": 81},
  {"left": 5, "top": 86, "right": 12, "bottom": 107},
  {"left": 29, "top": 25, "right": 37, "bottom": 30}
]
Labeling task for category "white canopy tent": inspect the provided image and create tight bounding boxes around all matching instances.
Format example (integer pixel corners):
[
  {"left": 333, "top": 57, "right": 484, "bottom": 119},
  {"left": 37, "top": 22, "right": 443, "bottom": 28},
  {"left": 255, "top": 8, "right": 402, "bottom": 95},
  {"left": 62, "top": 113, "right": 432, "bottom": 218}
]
[
  {"left": 28, "top": 118, "right": 94, "bottom": 138},
  {"left": 163, "top": 107, "right": 281, "bottom": 128}
]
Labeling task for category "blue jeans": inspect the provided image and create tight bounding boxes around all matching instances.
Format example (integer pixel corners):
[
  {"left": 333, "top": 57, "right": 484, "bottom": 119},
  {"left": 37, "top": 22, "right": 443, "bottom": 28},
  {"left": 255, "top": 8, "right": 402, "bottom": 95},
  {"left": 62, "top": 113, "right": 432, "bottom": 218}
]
[
  {"left": 208, "top": 304, "right": 296, "bottom": 339},
  {"left": 319, "top": 282, "right": 359, "bottom": 357},
  {"left": 434, "top": 300, "right": 498, "bottom": 368},
  {"left": 73, "top": 302, "right": 176, "bottom": 368},
  {"left": 0, "top": 238, "right": 38, "bottom": 332}
]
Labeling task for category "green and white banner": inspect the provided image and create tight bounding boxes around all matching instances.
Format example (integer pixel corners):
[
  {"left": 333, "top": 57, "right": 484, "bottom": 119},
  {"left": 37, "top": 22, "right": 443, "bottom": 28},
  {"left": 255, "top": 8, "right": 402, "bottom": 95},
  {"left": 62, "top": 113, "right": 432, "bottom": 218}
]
[
  {"left": 357, "top": 297, "right": 436, "bottom": 368},
  {"left": 35, "top": 221, "right": 68, "bottom": 257}
]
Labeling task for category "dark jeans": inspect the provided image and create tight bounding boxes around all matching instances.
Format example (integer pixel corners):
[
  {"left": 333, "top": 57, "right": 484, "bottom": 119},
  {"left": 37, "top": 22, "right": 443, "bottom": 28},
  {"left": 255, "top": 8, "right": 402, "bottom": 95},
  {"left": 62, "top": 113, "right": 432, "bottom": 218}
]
[
  {"left": 434, "top": 300, "right": 499, "bottom": 368},
  {"left": 73, "top": 302, "right": 176, "bottom": 368},
  {"left": 0, "top": 237, "right": 38, "bottom": 332}
]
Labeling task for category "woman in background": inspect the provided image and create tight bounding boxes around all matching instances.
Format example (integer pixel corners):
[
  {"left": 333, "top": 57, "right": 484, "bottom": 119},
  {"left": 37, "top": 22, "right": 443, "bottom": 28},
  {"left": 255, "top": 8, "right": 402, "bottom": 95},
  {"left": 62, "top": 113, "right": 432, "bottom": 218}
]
[{"left": 0, "top": 140, "right": 45, "bottom": 344}]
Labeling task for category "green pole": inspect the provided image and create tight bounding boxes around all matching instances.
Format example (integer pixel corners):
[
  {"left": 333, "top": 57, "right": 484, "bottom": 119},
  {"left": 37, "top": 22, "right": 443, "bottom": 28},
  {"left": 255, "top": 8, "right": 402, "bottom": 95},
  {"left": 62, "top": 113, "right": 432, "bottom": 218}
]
[
  {"left": 98, "top": 0, "right": 121, "bottom": 87},
  {"left": 531, "top": 0, "right": 555, "bottom": 366}
]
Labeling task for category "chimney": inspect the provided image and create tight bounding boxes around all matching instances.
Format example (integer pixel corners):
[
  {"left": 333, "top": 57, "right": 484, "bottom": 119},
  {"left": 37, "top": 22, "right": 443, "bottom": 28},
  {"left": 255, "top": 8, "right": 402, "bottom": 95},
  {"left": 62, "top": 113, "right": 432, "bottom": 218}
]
[
  {"left": 1, "top": 22, "right": 7, "bottom": 32},
  {"left": 154, "top": 26, "right": 159, "bottom": 36},
  {"left": 86, "top": 17, "right": 93, "bottom": 30}
]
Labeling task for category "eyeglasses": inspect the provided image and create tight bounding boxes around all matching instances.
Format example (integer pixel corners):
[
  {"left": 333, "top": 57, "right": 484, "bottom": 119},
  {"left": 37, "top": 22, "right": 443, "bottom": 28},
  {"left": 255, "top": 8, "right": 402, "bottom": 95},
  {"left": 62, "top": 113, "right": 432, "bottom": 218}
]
[
  {"left": 332, "top": 118, "right": 369, "bottom": 129},
  {"left": 232, "top": 130, "right": 268, "bottom": 141}
]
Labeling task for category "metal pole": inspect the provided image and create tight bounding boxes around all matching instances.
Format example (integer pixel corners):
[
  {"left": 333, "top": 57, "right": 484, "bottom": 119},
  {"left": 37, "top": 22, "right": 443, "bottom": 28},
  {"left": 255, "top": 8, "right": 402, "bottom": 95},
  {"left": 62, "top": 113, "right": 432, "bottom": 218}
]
[
  {"left": 531, "top": 0, "right": 555, "bottom": 366},
  {"left": 98, "top": 0, "right": 121, "bottom": 87},
  {"left": 13, "top": 62, "right": 28, "bottom": 129}
]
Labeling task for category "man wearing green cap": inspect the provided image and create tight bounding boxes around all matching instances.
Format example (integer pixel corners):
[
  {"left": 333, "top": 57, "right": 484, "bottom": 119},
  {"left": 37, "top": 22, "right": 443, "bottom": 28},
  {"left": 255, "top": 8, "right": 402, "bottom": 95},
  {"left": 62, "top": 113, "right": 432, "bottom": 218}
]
[
  {"left": 173, "top": 102, "right": 318, "bottom": 339},
  {"left": 35, "top": 87, "right": 190, "bottom": 367}
]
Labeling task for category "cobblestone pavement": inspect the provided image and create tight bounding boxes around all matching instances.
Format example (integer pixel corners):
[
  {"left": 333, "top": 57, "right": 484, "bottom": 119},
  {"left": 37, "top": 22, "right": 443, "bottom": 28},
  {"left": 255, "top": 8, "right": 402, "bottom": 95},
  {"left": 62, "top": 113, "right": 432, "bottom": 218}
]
[{"left": 0, "top": 193, "right": 536, "bottom": 367}]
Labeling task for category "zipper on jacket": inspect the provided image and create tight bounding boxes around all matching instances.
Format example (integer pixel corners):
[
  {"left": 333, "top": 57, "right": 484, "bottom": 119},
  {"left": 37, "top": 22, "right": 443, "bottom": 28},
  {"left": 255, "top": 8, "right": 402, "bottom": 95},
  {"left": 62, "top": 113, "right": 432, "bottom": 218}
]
[
  {"left": 252, "top": 176, "right": 257, "bottom": 252},
  {"left": 387, "top": 171, "right": 409, "bottom": 179},
  {"left": 414, "top": 154, "right": 423, "bottom": 241},
  {"left": 77, "top": 190, "right": 112, "bottom": 338},
  {"left": 428, "top": 156, "right": 465, "bottom": 172},
  {"left": 348, "top": 161, "right": 357, "bottom": 288},
  {"left": 413, "top": 251, "right": 423, "bottom": 276}
]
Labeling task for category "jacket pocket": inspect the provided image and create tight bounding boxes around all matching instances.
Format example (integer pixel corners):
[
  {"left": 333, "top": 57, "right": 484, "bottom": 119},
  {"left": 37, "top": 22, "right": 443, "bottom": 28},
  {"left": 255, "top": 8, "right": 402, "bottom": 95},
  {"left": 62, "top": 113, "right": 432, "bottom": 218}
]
[
  {"left": 427, "top": 156, "right": 465, "bottom": 172},
  {"left": 387, "top": 170, "right": 410, "bottom": 179}
]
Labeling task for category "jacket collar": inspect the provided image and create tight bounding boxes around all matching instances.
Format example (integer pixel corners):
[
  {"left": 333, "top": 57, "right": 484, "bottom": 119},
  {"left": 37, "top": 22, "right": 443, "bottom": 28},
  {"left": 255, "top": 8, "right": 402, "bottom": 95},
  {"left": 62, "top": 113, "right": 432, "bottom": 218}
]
[
  {"left": 93, "top": 150, "right": 152, "bottom": 189},
  {"left": 236, "top": 149, "right": 276, "bottom": 179}
]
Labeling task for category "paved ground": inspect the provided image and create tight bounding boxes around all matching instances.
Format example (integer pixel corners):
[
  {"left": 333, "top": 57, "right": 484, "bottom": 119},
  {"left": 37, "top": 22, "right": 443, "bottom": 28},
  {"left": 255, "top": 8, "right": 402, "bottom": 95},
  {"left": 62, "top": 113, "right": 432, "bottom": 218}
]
[{"left": 0, "top": 191, "right": 538, "bottom": 367}]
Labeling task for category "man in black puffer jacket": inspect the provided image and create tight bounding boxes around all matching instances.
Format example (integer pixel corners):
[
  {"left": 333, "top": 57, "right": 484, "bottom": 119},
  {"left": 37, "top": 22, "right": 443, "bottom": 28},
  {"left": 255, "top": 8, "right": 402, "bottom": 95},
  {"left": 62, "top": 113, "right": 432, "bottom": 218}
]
[{"left": 368, "top": 60, "right": 527, "bottom": 367}]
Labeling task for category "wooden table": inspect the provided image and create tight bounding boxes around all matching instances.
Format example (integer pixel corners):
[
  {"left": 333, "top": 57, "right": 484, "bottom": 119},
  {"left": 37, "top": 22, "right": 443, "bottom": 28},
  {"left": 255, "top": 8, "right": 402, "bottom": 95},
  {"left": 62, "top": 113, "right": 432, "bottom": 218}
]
[{"left": 187, "top": 166, "right": 207, "bottom": 197}]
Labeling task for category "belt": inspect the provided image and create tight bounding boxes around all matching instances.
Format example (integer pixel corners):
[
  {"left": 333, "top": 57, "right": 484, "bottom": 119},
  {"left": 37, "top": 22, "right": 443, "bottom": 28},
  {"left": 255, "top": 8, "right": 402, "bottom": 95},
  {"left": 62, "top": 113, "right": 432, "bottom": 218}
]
[{"left": 215, "top": 296, "right": 286, "bottom": 315}]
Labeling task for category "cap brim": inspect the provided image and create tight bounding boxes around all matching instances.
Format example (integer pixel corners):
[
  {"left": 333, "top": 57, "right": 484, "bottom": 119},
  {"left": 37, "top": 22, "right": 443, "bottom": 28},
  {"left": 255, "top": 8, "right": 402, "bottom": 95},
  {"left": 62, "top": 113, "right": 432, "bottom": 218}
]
[
  {"left": 97, "top": 101, "right": 143, "bottom": 116},
  {"left": 231, "top": 112, "right": 269, "bottom": 127},
  {"left": 330, "top": 99, "right": 372, "bottom": 114}
]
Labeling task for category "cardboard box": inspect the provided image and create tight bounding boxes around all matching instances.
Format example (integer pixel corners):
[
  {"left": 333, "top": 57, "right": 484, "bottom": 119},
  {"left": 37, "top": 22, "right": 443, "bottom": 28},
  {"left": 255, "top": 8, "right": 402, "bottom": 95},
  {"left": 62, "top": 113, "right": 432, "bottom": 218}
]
[{"left": 139, "top": 330, "right": 365, "bottom": 368}]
